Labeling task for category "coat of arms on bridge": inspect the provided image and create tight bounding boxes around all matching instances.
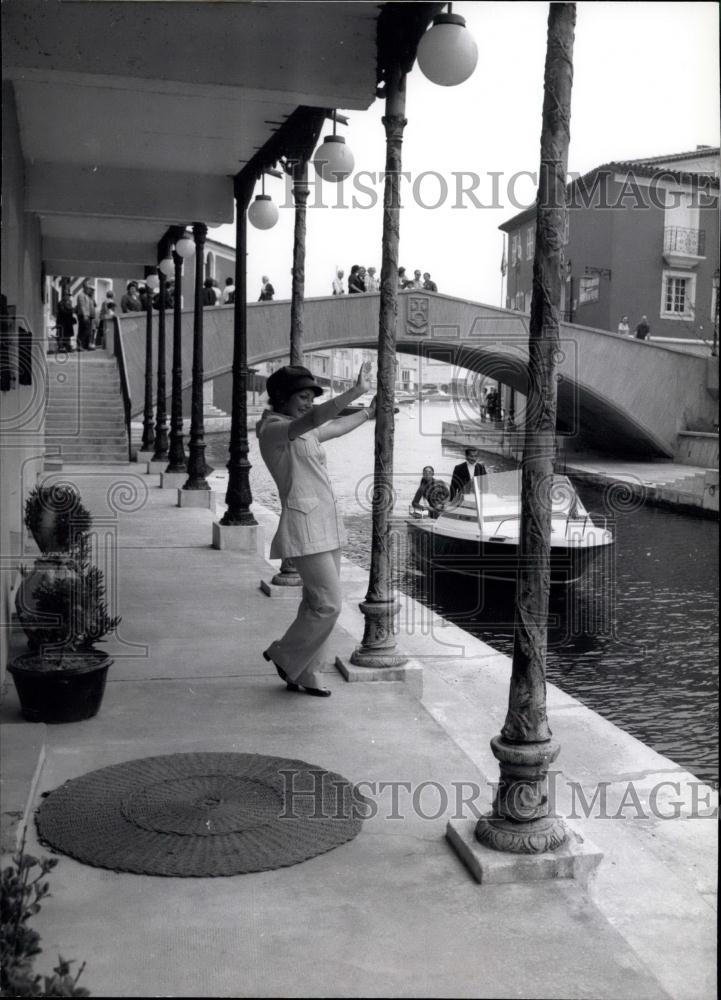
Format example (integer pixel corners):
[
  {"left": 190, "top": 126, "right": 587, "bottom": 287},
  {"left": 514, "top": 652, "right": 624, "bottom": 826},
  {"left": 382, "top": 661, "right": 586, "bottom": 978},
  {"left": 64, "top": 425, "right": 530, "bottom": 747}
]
[{"left": 406, "top": 295, "right": 429, "bottom": 337}]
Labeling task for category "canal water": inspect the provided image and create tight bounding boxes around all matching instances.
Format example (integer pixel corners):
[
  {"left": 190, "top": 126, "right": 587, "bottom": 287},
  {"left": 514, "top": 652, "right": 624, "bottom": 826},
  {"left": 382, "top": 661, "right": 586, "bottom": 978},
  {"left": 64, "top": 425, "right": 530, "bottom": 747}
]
[{"left": 207, "top": 401, "right": 719, "bottom": 785}]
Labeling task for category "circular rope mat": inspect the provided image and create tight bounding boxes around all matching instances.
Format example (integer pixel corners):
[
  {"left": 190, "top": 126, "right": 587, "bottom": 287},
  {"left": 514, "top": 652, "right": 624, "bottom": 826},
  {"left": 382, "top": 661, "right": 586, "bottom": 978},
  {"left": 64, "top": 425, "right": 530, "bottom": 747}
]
[{"left": 35, "top": 752, "right": 365, "bottom": 877}]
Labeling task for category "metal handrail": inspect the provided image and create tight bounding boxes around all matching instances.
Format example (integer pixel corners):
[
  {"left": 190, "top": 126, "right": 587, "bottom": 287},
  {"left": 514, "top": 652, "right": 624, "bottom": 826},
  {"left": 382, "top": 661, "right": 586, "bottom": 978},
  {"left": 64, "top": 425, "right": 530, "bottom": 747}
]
[{"left": 112, "top": 316, "right": 133, "bottom": 461}]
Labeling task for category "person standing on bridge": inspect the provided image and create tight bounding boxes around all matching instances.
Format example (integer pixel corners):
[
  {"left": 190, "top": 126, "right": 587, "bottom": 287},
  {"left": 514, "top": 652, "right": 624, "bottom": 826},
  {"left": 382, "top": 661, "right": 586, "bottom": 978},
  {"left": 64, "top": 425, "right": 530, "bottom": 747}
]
[
  {"left": 258, "top": 361, "right": 375, "bottom": 697},
  {"left": 222, "top": 276, "right": 236, "bottom": 304},
  {"left": 259, "top": 275, "right": 275, "bottom": 301},
  {"left": 365, "top": 266, "right": 379, "bottom": 292},
  {"left": 635, "top": 315, "right": 650, "bottom": 340},
  {"left": 617, "top": 315, "right": 630, "bottom": 337},
  {"left": 332, "top": 268, "right": 345, "bottom": 295},
  {"left": 120, "top": 281, "right": 143, "bottom": 313},
  {"left": 348, "top": 265, "right": 365, "bottom": 294}
]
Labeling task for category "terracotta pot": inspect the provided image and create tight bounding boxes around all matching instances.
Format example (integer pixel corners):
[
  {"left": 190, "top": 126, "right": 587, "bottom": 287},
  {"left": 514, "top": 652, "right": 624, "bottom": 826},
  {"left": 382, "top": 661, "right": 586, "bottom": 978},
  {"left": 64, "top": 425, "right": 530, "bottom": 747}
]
[{"left": 8, "top": 651, "right": 112, "bottom": 723}]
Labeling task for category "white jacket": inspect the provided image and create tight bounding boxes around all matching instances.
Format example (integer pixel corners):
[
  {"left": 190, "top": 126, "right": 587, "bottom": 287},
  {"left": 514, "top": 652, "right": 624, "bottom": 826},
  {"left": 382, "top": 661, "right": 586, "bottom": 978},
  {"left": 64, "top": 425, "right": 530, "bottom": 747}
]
[{"left": 257, "top": 411, "right": 347, "bottom": 558}]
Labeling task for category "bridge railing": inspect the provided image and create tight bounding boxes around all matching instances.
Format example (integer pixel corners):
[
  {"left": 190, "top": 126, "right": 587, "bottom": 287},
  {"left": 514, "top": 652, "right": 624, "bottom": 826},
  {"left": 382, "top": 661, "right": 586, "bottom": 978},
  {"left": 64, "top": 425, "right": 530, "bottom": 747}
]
[{"left": 115, "top": 291, "right": 715, "bottom": 458}]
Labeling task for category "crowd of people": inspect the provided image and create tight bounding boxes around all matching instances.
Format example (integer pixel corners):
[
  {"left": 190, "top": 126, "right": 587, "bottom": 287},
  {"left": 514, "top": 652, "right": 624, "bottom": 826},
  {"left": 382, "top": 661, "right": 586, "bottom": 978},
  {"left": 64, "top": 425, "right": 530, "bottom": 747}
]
[
  {"left": 54, "top": 272, "right": 243, "bottom": 351},
  {"left": 54, "top": 279, "right": 118, "bottom": 352},
  {"left": 332, "top": 266, "right": 438, "bottom": 295},
  {"left": 53, "top": 259, "right": 443, "bottom": 353}
]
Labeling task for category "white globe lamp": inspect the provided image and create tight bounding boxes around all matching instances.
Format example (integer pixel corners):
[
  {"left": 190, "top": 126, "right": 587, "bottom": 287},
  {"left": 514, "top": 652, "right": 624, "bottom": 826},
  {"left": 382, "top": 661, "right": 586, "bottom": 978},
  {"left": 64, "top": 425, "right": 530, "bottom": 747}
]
[
  {"left": 416, "top": 11, "right": 478, "bottom": 87},
  {"left": 158, "top": 257, "right": 174, "bottom": 277},
  {"left": 248, "top": 193, "right": 279, "bottom": 230},
  {"left": 175, "top": 235, "right": 195, "bottom": 259},
  {"left": 145, "top": 273, "right": 160, "bottom": 293},
  {"left": 313, "top": 134, "right": 355, "bottom": 183}
]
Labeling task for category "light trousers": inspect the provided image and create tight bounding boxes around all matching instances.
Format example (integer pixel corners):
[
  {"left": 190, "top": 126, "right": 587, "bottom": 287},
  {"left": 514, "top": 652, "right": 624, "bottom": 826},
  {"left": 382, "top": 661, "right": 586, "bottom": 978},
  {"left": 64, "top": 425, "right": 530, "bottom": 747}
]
[{"left": 266, "top": 548, "right": 342, "bottom": 686}]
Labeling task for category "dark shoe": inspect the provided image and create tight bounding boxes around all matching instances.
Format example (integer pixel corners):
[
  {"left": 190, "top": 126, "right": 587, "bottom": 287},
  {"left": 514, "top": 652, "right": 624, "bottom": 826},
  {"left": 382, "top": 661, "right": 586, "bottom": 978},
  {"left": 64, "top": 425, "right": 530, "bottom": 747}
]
[
  {"left": 262, "top": 649, "right": 300, "bottom": 691},
  {"left": 299, "top": 684, "right": 331, "bottom": 697}
]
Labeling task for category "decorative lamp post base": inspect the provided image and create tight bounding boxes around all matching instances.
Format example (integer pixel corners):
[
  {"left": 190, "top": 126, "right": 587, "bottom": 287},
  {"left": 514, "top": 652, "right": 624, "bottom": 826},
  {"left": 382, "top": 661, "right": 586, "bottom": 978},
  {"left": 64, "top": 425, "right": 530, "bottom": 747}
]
[
  {"left": 177, "top": 488, "right": 212, "bottom": 509},
  {"left": 446, "top": 818, "right": 602, "bottom": 886},
  {"left": 160, "top": 471, "right": 188, "bottom": 490},
  {"left": 335, "top": 655, "right": 423, "bottom": 698},
  {"left": 271, "top": 558, "right": 302, "bottom": 587},
  {"left": 212, "top": 521, "right": 263, "bottom": 553},
  {"left": 473, "top": 735, "right": 567, "bottom": 854},
  {"left": 349, "top": 598, "right": 409, "bottom": 668},
  {"left": 475, "top": 813, "right": 567, "bottom": 855}
]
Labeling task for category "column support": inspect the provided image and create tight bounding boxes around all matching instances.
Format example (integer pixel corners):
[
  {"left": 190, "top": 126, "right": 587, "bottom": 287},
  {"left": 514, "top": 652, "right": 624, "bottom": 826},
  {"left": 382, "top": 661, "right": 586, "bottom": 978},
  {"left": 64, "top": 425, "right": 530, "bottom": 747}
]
[
  {"left": 220, "top": 178, "right": 257, "bottom": 524},
  {"left": 475, "top": 1, "right": 576, "bottom": 855},
  {"left": 152, "top": 269, "right": 169, "bottom": 461},
  {"left": 167, "top": 247, "right": 187, "bottom": 472},
  {"left": 350, "top": 61, "right": 408, "bottom": 669},
  {"left": 141, "top": 280, "right": 154, "bottom": 452},
  {"left": 182, "top": 222, "right": 210, "bottom": 492},
  {"left": 272, "top": 157, "right": 311, "bottom": 586}
]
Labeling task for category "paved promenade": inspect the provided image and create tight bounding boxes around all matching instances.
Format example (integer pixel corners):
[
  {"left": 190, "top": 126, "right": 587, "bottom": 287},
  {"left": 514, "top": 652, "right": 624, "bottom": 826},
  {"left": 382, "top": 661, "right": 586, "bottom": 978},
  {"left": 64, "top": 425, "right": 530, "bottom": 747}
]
[{"left": 1, "top": 464, "right": 716, "bottom": 999}]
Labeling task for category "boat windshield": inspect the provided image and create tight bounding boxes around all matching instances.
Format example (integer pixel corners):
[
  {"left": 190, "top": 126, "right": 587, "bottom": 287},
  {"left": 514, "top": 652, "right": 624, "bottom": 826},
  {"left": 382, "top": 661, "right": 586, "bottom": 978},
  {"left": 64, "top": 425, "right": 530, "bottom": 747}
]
[{"left": 458, "top": 471, "right": 587, "bottom": 516}]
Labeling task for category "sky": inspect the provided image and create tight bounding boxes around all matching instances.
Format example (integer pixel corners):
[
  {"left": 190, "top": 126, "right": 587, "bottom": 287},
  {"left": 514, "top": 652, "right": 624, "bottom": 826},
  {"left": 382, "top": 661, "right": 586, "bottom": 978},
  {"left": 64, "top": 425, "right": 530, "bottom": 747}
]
[{"left": 210, "top": 1, "right": 720, "bottom": 306}]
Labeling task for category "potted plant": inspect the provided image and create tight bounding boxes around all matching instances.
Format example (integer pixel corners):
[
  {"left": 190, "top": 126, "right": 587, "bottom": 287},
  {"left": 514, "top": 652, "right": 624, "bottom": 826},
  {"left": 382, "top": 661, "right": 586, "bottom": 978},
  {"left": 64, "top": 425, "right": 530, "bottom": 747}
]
[
  {"left": 23, "top": 484, "right": 92, "bottom": 555},
  {"left": 10, "top": 508, "right": 120, "bottom": 723}
]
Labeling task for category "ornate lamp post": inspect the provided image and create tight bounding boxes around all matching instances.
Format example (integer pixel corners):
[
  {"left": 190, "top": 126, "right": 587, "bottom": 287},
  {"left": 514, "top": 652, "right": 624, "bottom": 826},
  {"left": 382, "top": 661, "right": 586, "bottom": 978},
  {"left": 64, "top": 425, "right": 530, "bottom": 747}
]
[
  {"left": 166, "top": 229, "right": 191, "bottom": 474},
  {"left": 272, "top": 115, "right": 327, "bottom": 587},
  {"left": 219, "top": 175, "right": 258, "bottom": 527},
  {"left": 151, "top": 253, "right": 169, "bottom": 465},
  {"left": 475, "top": 1, "right": 576, "bottom": 856},
  {"left": 181, "top": 222, "right": 211, "bottom": 497},
  {"left": 140, "top": 271, "right": 156, "bottom": 454},
  {"left": 349, "top": 57, "right": 409, "bottom": 668},
  {"left": 351, "top": 5, "right": 467, "bottom": 667},
  {"left": 218, "top": 109, "right": 327, "bottom": 549}
]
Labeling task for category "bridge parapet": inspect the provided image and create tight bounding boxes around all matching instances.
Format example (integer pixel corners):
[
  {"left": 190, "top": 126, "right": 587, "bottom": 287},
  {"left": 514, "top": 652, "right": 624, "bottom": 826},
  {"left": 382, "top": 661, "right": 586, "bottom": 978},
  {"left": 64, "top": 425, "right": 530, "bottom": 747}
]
[{"left": 117, "top": 290, "right": 717, "bottom": 458}]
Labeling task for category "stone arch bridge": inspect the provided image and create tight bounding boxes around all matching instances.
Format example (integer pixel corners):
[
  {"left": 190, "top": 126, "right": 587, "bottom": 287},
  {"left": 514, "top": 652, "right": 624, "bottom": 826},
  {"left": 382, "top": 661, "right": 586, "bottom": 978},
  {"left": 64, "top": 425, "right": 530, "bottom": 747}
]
[{"left": 117, "top": 291, "right": 718, "bottom": 458}]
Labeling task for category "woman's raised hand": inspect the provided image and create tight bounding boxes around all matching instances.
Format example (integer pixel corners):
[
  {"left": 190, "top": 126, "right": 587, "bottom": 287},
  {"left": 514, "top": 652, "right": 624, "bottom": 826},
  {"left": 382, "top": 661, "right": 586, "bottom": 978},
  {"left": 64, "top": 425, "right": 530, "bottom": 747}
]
[{"left": 356, "top": 360, "right": 373, "bottom": 393}]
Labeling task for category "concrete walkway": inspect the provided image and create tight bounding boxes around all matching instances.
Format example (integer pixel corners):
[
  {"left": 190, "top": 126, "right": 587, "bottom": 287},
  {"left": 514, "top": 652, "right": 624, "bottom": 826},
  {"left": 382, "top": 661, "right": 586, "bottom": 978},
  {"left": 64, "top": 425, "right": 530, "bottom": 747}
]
[{"left": 1, "top": 465, "right": 716, "bottom": 999}]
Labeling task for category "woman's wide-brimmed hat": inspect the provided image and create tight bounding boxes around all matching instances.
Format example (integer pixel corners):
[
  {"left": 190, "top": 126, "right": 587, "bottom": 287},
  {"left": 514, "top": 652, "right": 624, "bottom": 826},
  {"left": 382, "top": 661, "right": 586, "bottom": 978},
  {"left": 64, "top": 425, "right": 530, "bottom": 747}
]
[{"left": 266, "top": 365, "right": 324, "bottom": 402}]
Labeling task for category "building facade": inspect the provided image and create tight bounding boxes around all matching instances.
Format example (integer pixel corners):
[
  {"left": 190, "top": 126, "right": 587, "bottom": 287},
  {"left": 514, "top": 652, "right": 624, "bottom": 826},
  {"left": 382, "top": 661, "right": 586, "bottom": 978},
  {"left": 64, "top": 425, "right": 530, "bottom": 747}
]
[{"left": 500, "top": 147, "right": 720, "bottom": 346}]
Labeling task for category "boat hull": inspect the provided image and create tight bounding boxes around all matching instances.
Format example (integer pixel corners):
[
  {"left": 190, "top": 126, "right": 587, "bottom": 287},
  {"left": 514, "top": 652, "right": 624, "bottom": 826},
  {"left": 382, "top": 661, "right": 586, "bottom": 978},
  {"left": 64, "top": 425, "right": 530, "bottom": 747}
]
[{"left": 406, "top": 521, "right": 612, "bottom": 585}]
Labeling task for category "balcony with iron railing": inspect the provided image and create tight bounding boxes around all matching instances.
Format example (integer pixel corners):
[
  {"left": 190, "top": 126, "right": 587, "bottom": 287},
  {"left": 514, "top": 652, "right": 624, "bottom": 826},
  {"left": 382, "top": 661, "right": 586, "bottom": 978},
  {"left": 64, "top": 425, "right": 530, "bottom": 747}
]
[{"left": 663, "top": 226, "right": 706, "bottom": 267}]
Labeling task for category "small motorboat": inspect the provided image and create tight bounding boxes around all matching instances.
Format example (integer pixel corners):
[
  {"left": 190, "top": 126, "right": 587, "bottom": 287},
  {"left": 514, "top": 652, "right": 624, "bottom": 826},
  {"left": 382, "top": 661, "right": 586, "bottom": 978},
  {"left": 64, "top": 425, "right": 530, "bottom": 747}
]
[{"left": 406, "top": 469, "right": 614, "bottom": 585}]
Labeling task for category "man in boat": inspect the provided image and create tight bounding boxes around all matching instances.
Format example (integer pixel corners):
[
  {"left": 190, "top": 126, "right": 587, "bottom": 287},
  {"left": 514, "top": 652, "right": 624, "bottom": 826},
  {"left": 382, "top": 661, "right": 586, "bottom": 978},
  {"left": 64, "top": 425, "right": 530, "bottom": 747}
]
[{"left": 450, "top": 448, "right": 487, "bottom": 503}]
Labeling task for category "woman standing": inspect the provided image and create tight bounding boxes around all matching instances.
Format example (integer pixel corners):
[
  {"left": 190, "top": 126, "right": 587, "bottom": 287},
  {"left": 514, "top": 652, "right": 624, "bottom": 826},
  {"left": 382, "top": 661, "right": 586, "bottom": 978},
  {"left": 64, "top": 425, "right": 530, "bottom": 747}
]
[{"left": 257, "top": 362, "right": 375, "bottom": 696}]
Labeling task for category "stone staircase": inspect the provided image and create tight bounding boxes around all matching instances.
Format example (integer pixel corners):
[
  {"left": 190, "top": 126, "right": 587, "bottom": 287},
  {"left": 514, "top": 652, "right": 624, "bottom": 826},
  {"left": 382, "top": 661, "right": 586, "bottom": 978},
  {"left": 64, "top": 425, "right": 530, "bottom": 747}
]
[{"left": 44, "top": 352, "right": 129, "bottom": 463}]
